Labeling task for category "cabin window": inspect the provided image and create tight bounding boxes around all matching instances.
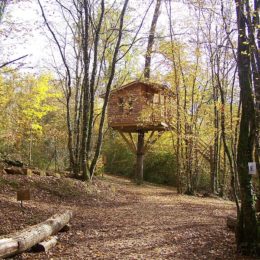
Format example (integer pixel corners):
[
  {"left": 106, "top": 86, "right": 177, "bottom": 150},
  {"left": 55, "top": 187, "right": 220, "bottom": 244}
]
[
  {"left": 128, "top": 99, "right": 133, "bottom": 113},
  {"left": 153, "top": 94, "right": 159, "bottom": 104},
  {"left": 118, "top": 96, "right": 134, "bottom": 114},
  {"left": 118, "top": 97, "right": 124, "bottom": 112},
  {"left": 125, "top": 96, "right": 134, "bottom": 114},
  {"left": 145, "top": 93, "right": 153, "bottom": 105},
  {"left": 161, "top": 95, "right": 165, "bottom": 105}
]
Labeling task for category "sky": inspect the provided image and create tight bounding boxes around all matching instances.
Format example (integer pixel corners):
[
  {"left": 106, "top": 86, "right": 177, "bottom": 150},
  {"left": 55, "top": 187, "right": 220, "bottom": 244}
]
[{"left": 0, "top": 0, "right": 192, "bottom": 75}]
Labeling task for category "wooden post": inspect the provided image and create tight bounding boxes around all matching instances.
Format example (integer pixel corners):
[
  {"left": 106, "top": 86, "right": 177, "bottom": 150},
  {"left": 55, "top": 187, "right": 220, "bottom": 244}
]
[
  {"left": 136, "top": 131, "right": 145, "bottom": 184},
  {"left": 118, "top": 131, "right": 136, "bottom": 154}
]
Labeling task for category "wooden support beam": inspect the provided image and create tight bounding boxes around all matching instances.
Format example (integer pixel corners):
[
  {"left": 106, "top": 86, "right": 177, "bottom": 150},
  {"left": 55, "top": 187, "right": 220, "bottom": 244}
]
[
  {"left": 118, "top": 131, "right": 136, "bottom": 153},
  {"left": 128, "top": 133, "right": 137, "bottom": 152},
  {"left": 143, "top": 131, "right": 164, "bottom": 153},
  {"left": 143, "top": 131, "right": 155, "bottom": 152}
]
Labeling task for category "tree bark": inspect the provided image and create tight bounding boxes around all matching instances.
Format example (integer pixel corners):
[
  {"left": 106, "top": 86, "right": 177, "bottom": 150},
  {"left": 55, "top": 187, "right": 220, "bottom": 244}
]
[
  {"left": 0, "top": 210, "right": 73, "bottom": 258},
  {"left": 235, "top": 0, "right": 258, "bottom": 254},
  {"left": 135, "top": 132, "right": 145, "bottom": 184},
  {"left": 245, "top": 0, "right": 260, "bottom": 188},
  {"left": 85, "top": 0, "right": 105, "bottom": 168},
  {"left": 81, "top": 0, "right": 90, "bottom": 180},
  {"left": 144, "top": 0, "right": 161, "bottom": 79}
]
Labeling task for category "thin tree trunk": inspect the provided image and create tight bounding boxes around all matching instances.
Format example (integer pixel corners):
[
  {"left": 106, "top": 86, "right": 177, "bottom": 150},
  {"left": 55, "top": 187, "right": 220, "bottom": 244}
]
[
  {"left": 166, "top": 0, "right": 182, "bottom": 193},
  {"left": 81, "top": 0, "right": 90, "bottom": 180},
  {"left": 38, "top": 0, "right": 75, "bottom": 174},
  {"left": 217, "top": 75, "right": 240, "bottom": 211},
  {"left": 144, "top": 0, "right": 161, "bottom": 79},
  {"left": 86, "top": 0, "right": 105, "bottom": 161},
  {"left": 89, "top": 0, "right": 129, "bottom": 178}
]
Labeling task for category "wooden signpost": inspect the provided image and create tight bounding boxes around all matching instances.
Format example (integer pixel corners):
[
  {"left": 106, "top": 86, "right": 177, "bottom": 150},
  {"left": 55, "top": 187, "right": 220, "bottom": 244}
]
[{"left": 17, "top": 189, "right": 31, "bottom": 207}]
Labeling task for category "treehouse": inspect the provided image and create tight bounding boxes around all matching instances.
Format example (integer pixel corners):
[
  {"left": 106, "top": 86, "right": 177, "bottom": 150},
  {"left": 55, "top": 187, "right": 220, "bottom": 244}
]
[
  {"left": 104, "top": 80, "right": 175, "bottom": 184},
  {"left": 107, "top": 81, "right": 174, "bottom": 132}
]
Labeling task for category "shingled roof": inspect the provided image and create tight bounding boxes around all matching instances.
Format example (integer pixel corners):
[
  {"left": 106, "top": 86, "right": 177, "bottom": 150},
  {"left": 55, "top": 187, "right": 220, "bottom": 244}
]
[{"left": 100, "top": 80, "right": 174, "bottom": 98}]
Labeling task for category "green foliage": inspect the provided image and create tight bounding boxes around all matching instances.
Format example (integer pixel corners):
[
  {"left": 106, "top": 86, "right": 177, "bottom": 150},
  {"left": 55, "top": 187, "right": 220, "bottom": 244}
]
[
  {"left": 144, "top": 151, "right": 177, "bottom": 185},
  {"left": 103, "top": 130, "right": 135, "bottom": 177},
  {"left": 18, "top": 74, "right": 60, "bottom": 136},
  {"left": 0, "top": 71, "right": 65, "bottom": 169},
  {"left": 103, "top": 130, "right": 178, "bottom": 185}
]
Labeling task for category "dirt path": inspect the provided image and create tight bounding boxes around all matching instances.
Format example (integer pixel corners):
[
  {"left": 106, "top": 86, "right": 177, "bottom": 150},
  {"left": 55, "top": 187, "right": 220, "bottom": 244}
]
[
  {"left": 1, "top": 174, "right": 239, "bottom": 259},
  {"left": 70, "top": 175, "right": 237, "bottom": 260}
]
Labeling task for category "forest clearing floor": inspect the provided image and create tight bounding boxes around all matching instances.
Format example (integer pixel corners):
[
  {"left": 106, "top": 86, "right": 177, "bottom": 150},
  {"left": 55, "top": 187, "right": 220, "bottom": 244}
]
[{"left": 0, "top": 172, "right": 252, "bottom": 259}]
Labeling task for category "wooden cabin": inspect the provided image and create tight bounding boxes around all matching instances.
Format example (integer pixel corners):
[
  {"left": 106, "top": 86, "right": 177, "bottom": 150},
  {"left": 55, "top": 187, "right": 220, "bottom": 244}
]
[{"left": 107, "top": 81, "right": 174, "bottom": 132}]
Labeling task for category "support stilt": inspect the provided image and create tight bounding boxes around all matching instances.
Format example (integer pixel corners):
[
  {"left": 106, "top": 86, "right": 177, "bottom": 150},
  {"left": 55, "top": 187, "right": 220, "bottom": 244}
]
[{"left": 136, "top": 131, "right": 145, "bottom": 184}]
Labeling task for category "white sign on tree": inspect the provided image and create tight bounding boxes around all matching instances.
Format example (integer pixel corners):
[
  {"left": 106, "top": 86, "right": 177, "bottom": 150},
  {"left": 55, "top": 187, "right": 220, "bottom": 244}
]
[{"left": 248, "top": 162, "right": 257, "bottom": 175}]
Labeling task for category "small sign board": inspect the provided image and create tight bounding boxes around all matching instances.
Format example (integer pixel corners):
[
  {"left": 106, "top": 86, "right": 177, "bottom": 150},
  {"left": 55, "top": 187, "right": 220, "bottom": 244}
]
[
  {"left": 102, "top": 155, "right": 107, "bottom": 165},
  {"left": 248, "top": 162, "right": 257, "bottom": 175},
  {"left": 17, "top": 189, "right": 31, "bottom": 201}
]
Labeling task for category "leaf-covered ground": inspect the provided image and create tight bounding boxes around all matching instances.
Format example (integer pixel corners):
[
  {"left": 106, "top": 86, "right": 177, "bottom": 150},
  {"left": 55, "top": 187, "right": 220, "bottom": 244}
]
[{"left": 0, "top": 172, "right": 250, "bottom": 259}]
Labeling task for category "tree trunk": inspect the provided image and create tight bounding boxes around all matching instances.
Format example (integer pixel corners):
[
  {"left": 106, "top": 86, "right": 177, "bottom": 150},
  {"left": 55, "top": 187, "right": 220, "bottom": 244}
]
[
  {"left": 235, "top": 0, "right": 258, "bottom": 254},
  {"left": 89, "top": 0, "right": 129, "bottom": 178},
  {"left": 86, "top": 0, "right": 105, "bottom": 165},
  {"left": 81, "top": 0, "right": 90, "bottom": 181},
  {"left": 210, "top": 146, "right": 216, "bottom": 193},
  {"left": 135, "top": 131, "right": 145, "bottom": 184},
  {"left": 144, "top": 0, "right": 161, "bottom": 79},
  {"left": 212, "top": 81, "right": 219, "bottom": 194},
  {"left": 0, "top": 210, "right": 73, "bottom": 258},
  {"left": 218, "top": 77, "right": 240, "bottom": 211},
  {"left": 167, "top": 0, "right": 182, "bottom": 193}
]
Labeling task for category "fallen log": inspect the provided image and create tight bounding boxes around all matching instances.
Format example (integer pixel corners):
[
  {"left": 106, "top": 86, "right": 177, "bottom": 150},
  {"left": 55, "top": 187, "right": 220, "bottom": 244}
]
[
  {"left": 31, "top": 236, "right": 58, "bottom": 253},
  {"left": 4, "top": 167, "right": 25, "bottom": 175},
  {"left": 22, "top": 168, "right": 33, "bottom": 177},
  {"left": 0, "top": 210, "right": 73, "bottom": 258},
  {"left": 33, "top": 170, "right": 46, "bottom": 177},
  {"left": 48, "top": 172, "right": 61, "bottom": 178}
]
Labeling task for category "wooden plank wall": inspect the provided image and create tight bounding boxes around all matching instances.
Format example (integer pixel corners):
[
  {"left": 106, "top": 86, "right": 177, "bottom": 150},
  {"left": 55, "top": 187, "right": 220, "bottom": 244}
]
[{"left": 107, "top": 83, "right": 174, "bottom": 129}]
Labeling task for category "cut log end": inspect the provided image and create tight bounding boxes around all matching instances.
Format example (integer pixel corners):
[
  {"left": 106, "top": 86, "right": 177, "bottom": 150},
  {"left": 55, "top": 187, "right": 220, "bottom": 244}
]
[
  {"left": 59, "top": 224, "right": 70, "bottom": 233},
  {"left": 31, "top": 236, "right": 58, "bottom": 253}
]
